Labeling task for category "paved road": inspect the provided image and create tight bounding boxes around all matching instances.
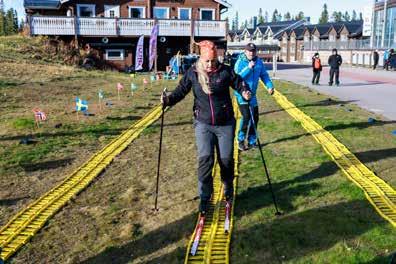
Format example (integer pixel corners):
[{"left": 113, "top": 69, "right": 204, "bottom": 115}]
[{"left": 265, "top": 63, "right": 396, "bottom": 121}]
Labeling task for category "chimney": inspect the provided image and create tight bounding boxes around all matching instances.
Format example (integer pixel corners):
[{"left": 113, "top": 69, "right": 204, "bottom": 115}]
[{"left": 253, "top": 16, "right": 258, "bottom": 30}]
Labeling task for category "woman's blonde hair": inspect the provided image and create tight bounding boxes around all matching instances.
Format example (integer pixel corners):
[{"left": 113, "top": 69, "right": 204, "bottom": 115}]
[{"left": 196, "top": 59, "right": 211, "bottom": 95}]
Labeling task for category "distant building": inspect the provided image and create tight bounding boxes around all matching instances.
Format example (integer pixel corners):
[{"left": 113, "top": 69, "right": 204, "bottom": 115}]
[
  {"left": 372, "top": 0, "right": 396, "bottom": 48},
  {"left": 228, "top": 19, "right": 365, "bottom": 63}
]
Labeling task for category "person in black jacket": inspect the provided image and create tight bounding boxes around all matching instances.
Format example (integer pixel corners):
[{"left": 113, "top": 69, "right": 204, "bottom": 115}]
[
  {"left": 328, "top": 48, "right": 343, "bottom": 86},
  {"left": 373, "top": 50, "right": 379, "bottom": 70},
  {"left": 312, "top": 52, "right": 322, "bottom": 85},
  {"left": 161, "top": 40, "right": 251, "bottom": 214}
]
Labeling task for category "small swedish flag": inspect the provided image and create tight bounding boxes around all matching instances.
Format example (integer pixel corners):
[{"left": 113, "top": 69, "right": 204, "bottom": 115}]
[{"left": 75, "top": 97, "right": 88, "bottom": 112}]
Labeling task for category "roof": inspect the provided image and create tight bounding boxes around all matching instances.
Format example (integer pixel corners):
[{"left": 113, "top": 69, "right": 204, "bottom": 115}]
[
  {"left": 303, "top": 25, "right": 316, "bottom": 34},
  {"left": 24, "top": 0, "right": 63, "bottom": 9},
  {"left": 228, "top": 30, "right": 243, "bottom": 38},
  {"left": 314, "top": 24, "right": 333, "bottom": 36},
  {"left": 214, "top": 0, "right": 232, "bottom": 8},
  {"left": 242, "top": 28, "right": 255, "bottom": 35},
  {"left": 291, "top": 26, "right": 305, "bottom": 40},
  {"left": 255, "top": 26, "right": 268, "bottom": 34},
  {"left": 342, "top": 21, "right": 363, "bottom": 36},
  {"left": 268, "top": 25, "right": 286, "bottom": 36},
  {"left": 257, "top": 20, "right": 300, "bottom": 28}
]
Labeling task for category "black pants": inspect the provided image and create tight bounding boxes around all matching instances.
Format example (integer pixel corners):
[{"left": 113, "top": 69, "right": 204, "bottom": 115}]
[
  {"left": 195, "top": 119, "right": 236, "bottom": 202},
  {"left": 373, "top": 60, "right": 379, "bottom": 70},
  {"left": 329, "top": 68, "right": 340, "bottom": 85},
  {"left": 312, "top": 71, "right": 320, "bottom": 84},
  {"left": 237, "top": 104, "right": 259, "bottom": 145}
]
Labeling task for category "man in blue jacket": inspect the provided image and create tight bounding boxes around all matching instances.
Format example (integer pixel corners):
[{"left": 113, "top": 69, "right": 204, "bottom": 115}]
[{"left": 234, "top": 43, "right": 274, "bottom": 151}]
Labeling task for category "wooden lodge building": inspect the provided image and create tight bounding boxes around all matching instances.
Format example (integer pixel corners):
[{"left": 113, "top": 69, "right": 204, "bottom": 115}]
[{"left": 24, "top": 0, "right": 231, "bottom": 70}]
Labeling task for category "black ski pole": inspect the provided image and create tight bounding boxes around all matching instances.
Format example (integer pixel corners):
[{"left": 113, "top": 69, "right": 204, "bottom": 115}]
[
  {"left": 154, "top": 88, "right": 167, "bottom": 211},
  {"left": 248, "top": 104, "right": 281, "bottom": 216}
]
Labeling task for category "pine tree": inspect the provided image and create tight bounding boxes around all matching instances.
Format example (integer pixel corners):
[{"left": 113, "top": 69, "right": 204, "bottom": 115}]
[
  {"left": 0, "top": 0, "right": 4, "bottom": 36},
  {"left": 332, "top": 11, "right": 342, "bottom": 22},
  {"left": 0, "top": 10, "right": 5, "bottom": 36},
  {"left": 277, "top": 13, "right": 283, "bottom": 22},
  {"left": 284, "top": 12, "right": 291, "bottom": 21},
  {"left": 13, "top": 9, "right": 18, "bottom": 32},
  {"left": 295, "top": 11, "right": 305, "bottom": 20},
  {"left": 3, "top": 8, "right": 18, "bottom": 35},
  {"left": 258, "top": 8, "right": 265, "bottom": 24},
  {"left": 352, "top": 10, "right": 357, "bottom": 21},
  {"left": 272, "top": 9, "right": 279, "bottom": 22},
  {"left": 240, "top": 19, "right": 248, "bottom": 30},
  {"left": 234, "top": 11, "right": 239, "bottom": 30},
  {"left": 359, "top": 12, "right": 363, "bottom": 21},
  {"left": 265, "top": 11, "right": 269, "bottom": 22},
  {"left": 343, "top": 11, "right": 351, "bottom": 22},
  {"left": 319, "top": 4, "right": 329, "bottom": 24}
]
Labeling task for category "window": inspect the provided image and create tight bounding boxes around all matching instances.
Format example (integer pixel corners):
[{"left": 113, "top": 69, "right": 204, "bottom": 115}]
[
  {"left": 329, "top": 35, "right": 335, "bottom": 41},
  {"left": 106, "top": 49, "right": 125, "bottom": 61},
  {"left": 178, "top": 8, "right": 191, "bottom": 20},
  {"left": 153, "top": 7, "right": 170, "bottom": 19},
  {"left": 77, "top": 4, "right": 95, "bottom": 17},
  {"left": 200, "top": 9, "right": 215, "bottom": 20},
  {"left": 340, "top": 34, "right": 347, "bottom": 41},
  {"left": 104, "top": 5, "right": 120, "bottom": 18},
  {"left": 304, "top": 35, "right": 309, "bottom": 42},
  {"left": 129, "top": 6, "right": 145, "bottom": 18}
]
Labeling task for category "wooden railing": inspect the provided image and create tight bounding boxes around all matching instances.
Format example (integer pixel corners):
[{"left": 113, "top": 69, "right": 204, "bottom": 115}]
[{"left": 29, "top": 16, "right": 227, "bottom": 37}]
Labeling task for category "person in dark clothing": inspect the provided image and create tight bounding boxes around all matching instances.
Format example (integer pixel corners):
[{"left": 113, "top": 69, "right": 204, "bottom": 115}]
[
  {"left": 384, "top": 49, "right": 390, "bottom": 70},
  {"left": 312, "top": 52, "right": 322, "bottom": 85},
  {"left": 373, "top": 50, "right": 379, "bottom": 70},
  {"left": 389, "top": 49, "right": 396, "bottom": 70},
  {"left": 161, "top": 40, "right": 251, "bottom": 214},
  {"left": 328, "top": 48, "right": 343, "bottom": 86}
]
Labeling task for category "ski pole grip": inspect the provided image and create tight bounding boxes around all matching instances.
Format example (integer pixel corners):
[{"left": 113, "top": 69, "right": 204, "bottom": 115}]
[{"left": 161, "top": 88, "right": 168, "bottom": 109}]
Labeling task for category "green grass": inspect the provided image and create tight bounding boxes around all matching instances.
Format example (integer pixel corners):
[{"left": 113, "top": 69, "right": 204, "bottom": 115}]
[
  {"left": 231, "top": 80, "right": 396, "bottom": 263},
  {"left": 1, "top": 35, "right": 395, "bottom": 263},
  {"left": 12, "top": 118, "right": 35, "bottom": 130},
  {"left": 0, "top": 35, "right": 78, "bottom": 65}
]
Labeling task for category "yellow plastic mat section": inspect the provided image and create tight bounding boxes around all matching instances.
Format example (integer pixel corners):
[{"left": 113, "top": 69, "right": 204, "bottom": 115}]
[
  {"left": 0, "top": 105, "right": 165, "bottom": 261},
  {"left": 185, "top": 99, "right": 240, "bottom": 264},
  {"left": 272, "top": 89, "right": 396, "bottom": 227}
]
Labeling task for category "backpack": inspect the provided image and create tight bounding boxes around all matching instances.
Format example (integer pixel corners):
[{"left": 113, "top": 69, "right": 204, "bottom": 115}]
[{"left": 314, "top": 58, "right": 321, "bottom": 69}]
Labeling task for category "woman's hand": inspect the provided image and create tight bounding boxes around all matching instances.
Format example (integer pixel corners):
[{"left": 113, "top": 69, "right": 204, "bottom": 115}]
[
  {"left": 160, "top": 89, "right": 171, "bottom": 106},
  {"left": 242, "top": 90, "right": 251, "bottom": 101},
  {"left": 268, "top": 88, "right": 274, "bottom": 95}
]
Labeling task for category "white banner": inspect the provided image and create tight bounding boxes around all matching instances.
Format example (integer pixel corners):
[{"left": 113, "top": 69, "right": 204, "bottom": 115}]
[
  {"left": 363, "top": 5, "right": 373, "bottom": 37},
  {"left": 135, "top": 35, "right": 144, "bottom": 71}
]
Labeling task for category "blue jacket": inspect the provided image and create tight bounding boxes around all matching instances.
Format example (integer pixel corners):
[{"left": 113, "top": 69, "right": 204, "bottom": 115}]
[{"left": 234, "top": 53, "right": 274, "bottom": 106}]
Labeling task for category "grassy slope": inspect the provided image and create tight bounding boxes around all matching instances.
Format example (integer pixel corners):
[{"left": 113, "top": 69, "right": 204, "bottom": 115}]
[
  {"left": 0, "top": 35, "right": 179, "bottom": 227},
  {"left": 1, "top": 35, "right": 395, "bottom": 263},
  {"left": 232, "top": 81, "right": 396, "bottom": 263}
]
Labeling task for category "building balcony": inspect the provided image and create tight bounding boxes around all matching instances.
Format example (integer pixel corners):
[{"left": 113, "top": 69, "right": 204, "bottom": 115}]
[{"left": 29, "top": 16, "right": 227, "bottom": 38}]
